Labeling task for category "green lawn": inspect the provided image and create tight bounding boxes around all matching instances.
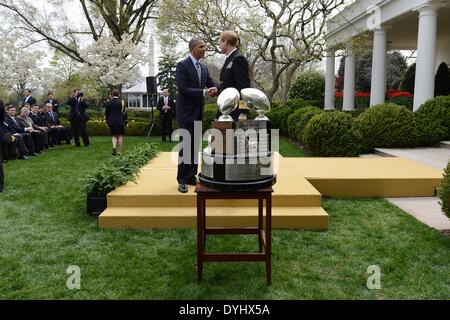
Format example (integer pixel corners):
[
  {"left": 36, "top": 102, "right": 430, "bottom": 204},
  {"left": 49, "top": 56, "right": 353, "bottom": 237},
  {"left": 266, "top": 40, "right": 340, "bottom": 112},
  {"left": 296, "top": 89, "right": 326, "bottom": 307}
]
[{"left": 0, "top": 136, "right": 449, "bottom": 299}]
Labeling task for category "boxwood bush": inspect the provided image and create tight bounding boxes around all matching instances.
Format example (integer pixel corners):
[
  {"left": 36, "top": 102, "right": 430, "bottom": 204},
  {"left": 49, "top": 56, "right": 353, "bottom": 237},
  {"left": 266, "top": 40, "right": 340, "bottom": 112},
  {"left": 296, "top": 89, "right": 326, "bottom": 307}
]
[
  {"left": 303, "top": 112, "right": 362, "bottom": 157},
  {"left": 356, "top": 103, "right": 418, "bottom": 152},
  {"left": 287, "top": 107, "right": 319, "bottom": 138},
  {"left": 438, "top": 160, "right": 450, "bottom": 218},
  {"left": 296, "top": 108, "right": 324, "bottom": 143},
  {"left": 415, "top": 96, "right": 450, "bottom": 145}
]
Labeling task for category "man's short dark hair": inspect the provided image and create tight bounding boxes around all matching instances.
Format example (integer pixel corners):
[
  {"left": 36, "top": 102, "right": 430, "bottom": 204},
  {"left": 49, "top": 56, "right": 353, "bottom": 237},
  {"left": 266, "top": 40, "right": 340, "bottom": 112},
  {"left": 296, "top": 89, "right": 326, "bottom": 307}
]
[
  {"left": 111, "top": 89, "right": 120, "bottom": 97},
  {"left": 7, "top": 105, "right": 15, "bottom": 110},
  {"left": 189, "top": 37, "right": 204, "bottom": 50}
]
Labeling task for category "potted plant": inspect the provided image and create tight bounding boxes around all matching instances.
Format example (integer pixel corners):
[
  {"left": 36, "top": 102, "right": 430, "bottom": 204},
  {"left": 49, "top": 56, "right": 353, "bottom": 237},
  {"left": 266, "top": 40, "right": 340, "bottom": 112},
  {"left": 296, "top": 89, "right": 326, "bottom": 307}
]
[{"left": 79, "top": 143, "right": 159, "bottom": 216}]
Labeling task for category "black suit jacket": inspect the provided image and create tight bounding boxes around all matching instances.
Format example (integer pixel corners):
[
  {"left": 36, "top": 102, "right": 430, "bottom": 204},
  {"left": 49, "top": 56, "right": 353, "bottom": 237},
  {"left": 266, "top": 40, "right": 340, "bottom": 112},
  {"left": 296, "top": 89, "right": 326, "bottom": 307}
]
[
  {"left": 0, "top": 100, "right": 4, "bottom": 124},
  {"left": 4, "top": 115, "right": 25, "bottom": 134},
  {"left": 67, "top": 97, "right": 89, "bottom": 122},
  {"left": 45, "top": 111, "right": 60, "bottom": 126},
  {"left": 157, "top": 96, "right": 175, "bottom": 118},
  {"left": 30, "top": 112, "right": 46, "bottom": 127},
  {"left": 23, "top": 96, "right": 37, "bottom": 106},
  {"left": 218, "top": 50, "right": 251, "bottom": 120},
  {"left": 175, "top": 56, "right": 216, "bottom": 123},
  {"left": 105, "top": 98, "right": 128, "bottom": 126},
  {"left": 44, "top": 99, "right": 60, "bottom": 114}
]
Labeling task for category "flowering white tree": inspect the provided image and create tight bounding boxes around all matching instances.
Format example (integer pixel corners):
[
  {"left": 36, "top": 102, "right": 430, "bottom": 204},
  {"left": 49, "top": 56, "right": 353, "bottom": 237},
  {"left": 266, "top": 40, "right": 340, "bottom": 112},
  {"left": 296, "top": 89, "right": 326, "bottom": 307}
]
[
  {"left": 0, "top": 33, "right": 45, "bottom": 95},
  {"left": 79, "top": 34, "right": 146, "bottom": 90}
]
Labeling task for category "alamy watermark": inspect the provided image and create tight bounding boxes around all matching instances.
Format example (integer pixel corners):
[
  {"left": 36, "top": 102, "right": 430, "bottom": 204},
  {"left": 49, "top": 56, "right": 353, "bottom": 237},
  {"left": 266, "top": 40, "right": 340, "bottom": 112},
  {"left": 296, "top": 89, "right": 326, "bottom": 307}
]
[
  {"left": 66, "top": 265, "right": 81, "bottom": 290},
  {"left": 366, "top": 265, "right": 381, "bottom": 290}
]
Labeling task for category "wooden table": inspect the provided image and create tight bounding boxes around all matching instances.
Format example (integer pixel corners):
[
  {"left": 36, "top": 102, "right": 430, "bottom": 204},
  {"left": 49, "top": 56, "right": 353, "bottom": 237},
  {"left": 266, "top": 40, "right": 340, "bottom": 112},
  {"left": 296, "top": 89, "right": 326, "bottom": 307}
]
[{"left": 195, "top": 184, "right": 274, "bottom": 285}]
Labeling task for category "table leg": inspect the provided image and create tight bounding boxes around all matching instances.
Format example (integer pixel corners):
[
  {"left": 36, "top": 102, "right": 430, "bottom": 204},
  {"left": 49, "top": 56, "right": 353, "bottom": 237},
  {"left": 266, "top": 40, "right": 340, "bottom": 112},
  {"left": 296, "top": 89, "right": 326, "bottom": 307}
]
[
  {"left": 258, "top": 198, "right": 263, "bottom": 253},
  {"left": 266, "top": 194, "right": 272, "bottom": 285}
]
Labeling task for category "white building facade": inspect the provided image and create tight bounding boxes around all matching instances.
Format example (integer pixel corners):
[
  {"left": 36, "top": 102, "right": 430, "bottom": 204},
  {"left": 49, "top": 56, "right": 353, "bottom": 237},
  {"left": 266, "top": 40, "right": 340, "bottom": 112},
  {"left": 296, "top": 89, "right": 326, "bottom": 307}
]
[{"left": 325, "top": 0, "right": 450, "bottom": 111}]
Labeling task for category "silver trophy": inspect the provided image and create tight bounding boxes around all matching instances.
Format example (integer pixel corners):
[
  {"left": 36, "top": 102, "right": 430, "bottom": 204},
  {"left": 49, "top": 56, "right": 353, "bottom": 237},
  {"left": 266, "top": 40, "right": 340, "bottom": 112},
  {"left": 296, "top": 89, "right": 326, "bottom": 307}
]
[
  {"left": 241, "top": 88, "right": 271, "bottom": 121},
  {"left": 217, "top": 87, "right": 240, "bottom": 122}
]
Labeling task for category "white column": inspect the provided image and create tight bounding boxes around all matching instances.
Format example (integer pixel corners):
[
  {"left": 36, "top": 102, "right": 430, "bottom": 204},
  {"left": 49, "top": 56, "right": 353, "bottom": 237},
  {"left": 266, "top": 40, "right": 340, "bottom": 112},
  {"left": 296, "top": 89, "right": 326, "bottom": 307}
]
[
  {"left": 413, "top": 5, "right": 438, "bottom": 111},
  {"left": 343, "top": 50, "right": 356, "bottom": 111},
  {"left": 324, "top": 50, "right": 336, "bottom": 110},
  {"left": 370, "top": 28, "right": 387, "bottom": 106}
]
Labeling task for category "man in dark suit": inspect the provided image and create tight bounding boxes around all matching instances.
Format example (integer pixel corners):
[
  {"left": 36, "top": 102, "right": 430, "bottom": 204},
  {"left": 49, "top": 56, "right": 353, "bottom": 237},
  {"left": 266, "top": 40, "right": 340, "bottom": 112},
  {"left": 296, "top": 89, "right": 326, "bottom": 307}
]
[
  {"left": 0, "top": 100, "right": 4, "bottom": 192},
  {"left": 44, "top": 104, "right": 71, "bottom": 145},
  {"left": 175, "top": 38, "right": 218, "bottom": 193},
  {"left": 22, "top": 89, "right": 37, "bottom": 106},
  {"left": 30, "top": 105, "right": 58, "bottom": 147},
  {"left": 157, "top": 88, "right": 175, "bottom": 142},
  {"left": 67, "top": 89, "right": 90, "bottom": 147},
  {"left": 216, "top": 30, "right": 251, "bottom": 120},
  {"left": 44, "top": 92, "right": 60, "bottom": 114},
  {"left": 3, "top": 105, "right": 36, "bottom": 157}
]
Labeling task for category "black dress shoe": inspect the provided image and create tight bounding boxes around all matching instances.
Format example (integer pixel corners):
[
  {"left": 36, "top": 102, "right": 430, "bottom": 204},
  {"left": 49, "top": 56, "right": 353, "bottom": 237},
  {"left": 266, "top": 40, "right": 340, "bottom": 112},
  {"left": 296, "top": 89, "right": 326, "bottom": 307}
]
[
  {"left": 178, "top": 184, "right": 188, "bottom": 193},
  {"left": 19, "top": 155, "right": 28, "bottom": 160}
]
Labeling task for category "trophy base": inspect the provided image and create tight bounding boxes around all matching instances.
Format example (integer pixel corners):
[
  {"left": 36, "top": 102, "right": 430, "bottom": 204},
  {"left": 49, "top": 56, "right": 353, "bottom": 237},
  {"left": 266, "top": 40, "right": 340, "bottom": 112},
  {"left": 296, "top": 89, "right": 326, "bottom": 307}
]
[{"left": 198, "top": 174, "right": 276, "bottom": 191}]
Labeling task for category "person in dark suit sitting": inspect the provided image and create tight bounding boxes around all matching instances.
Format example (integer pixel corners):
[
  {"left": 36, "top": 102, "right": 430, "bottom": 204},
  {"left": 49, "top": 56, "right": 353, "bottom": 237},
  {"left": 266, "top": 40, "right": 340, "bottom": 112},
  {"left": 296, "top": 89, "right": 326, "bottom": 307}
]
[
  {"left": 216, "top": 30, "right": 251, "bottom": 121},
  {"left": 16, "top": 106, "right": 47, "bottom": 153},
  {"left": 22, "top": 89, "right": 37, "bottom": 106},
  {"left": 30, "top": 105, "right": 58, "bottom": 147},
  {"left": 44, "top": 104, "right": 72, "bottom": 145},
  {"left": 175, "top": 37, "right": 218, "bottom": 193},
  {"left": 67, "top": 89, "right": 90, "bottom": 147},
  {"left": 44, "top": 92, "right": 60, "bottom": 114},
  {"left": 0, "top": 100, "right": 5, "bottom": 192},
  {"left": 157, "top": 88, "right": 175, "bottom": 142},
  {"left": 105, "top": 88, "right": 128, "bottom": 156},
  {"left": 3, "top": 105, "right": 36, "bottom": 157}
]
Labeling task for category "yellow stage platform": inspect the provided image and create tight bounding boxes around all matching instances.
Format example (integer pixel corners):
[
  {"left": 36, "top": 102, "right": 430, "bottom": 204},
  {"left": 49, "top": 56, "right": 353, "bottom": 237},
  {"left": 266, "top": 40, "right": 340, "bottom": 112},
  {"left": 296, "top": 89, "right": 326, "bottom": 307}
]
[{"left": 99, "top": 153, "right": 443, "bottom": 230}]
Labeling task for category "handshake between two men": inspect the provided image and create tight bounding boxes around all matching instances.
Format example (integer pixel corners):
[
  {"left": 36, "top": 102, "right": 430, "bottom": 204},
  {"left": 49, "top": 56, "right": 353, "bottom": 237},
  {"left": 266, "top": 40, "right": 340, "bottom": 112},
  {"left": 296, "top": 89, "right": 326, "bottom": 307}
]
[{"left": 206, "top": 87, "right": 219, "bottom": 97}]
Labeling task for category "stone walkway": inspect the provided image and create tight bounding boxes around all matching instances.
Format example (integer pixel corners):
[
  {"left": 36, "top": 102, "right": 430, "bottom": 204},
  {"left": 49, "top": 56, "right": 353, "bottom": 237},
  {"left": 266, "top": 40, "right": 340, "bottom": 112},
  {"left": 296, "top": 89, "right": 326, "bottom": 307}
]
[{"left": 361, "top": 146, "right": 450, "bottom": 232}]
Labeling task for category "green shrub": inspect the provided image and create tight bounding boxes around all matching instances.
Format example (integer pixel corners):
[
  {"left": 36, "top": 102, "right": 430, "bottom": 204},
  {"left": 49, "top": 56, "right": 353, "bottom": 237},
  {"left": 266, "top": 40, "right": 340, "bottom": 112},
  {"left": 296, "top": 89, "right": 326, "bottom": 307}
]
[
  {"left": 356, "top": 103, "right": 418, "bottom": 152},
  {"left": 287, "top": 107, "right": 319, "bottom": 138},
  {"left": 271, "top": 101, "right": 280, "bottom": 109},
  {"left": 79, "top": 143, "right": 159, "bottom": 196},
  {"left": 415, "top": 96, "right": 450, "bottom": 146},
  {"left": 435, "top": 62, "right": 450, "bottom": 97},
  {"left": 303, "top": 112, "right": 362, "bottom": 157},
  {"left": 289, "top": 71, "right": 325, "bottom": 104},
  {"left": 438, "top": 160, "right": 450, "bottom": 218},
  {"left": 203, "top": 108, "right": 217, "bottom": 132},
  {"left": 400, "top": 63, "right": 416, "bottom": 94},
  {"left": 296, "top": 108, "right": 324, "bottom": 143},
  {"left": 85, "top": 120, "right": 151, "bottom": 136},
  {"left": 285, "top": 98, "right": 313, "bottom": 110}
]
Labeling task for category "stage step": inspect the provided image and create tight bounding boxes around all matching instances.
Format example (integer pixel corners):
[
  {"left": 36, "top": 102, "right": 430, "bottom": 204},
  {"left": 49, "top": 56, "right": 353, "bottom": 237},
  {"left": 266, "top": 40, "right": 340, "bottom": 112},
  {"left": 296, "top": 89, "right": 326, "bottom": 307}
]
[{"left": 99, "top": 207, "right": 329, "bottom": 230}]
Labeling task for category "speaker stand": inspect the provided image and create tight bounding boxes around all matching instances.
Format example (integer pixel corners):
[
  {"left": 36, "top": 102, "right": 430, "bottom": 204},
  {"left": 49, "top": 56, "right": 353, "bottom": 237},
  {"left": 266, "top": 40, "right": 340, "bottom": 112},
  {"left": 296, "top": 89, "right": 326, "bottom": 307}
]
[{"left": 146, "top": 118, "right": 160, "bottom": 138}]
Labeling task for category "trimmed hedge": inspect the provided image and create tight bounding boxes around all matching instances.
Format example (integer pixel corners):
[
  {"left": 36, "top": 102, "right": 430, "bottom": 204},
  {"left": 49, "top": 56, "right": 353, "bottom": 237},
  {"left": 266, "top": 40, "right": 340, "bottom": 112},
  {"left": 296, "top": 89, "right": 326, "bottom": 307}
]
[
  {"left": 296, "top": 108, "right": 324, "bottom": 143},
  {"left": 415, "top": 96, "right": 450, "bottom": 146},
  {"left": 438, "top": 160, "right": 450, "bottom": 218},
  {"left": 286, "top": 107, "right": 321, "bottom": 139},
  {"left": 303, "top": 112, "right": 362, "bottom": 157},
  {"left": 356, "top": 103, "right": 418, "bottom": 152}
]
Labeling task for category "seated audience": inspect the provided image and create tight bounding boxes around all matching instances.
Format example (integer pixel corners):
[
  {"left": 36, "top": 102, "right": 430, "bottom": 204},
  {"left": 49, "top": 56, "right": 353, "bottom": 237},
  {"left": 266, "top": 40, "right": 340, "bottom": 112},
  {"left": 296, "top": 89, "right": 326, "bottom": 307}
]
[
  {"left": 3, "top": 105, "right": 36, "bottom": 157},
  {"left": 16, "top": 106, "right": 47, "bottom": 153}
]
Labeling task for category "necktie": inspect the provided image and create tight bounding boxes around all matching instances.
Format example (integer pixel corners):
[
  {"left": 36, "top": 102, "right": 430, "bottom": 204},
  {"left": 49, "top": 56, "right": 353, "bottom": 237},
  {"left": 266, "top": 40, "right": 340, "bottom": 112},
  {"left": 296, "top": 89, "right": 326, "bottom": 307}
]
[
  {"left": 50, "top": 112, "right": 55, "bottom": 123},
  {"left": 195, "top": 62, "right": 202, "bottom": 85},
  {"left": 75, "top": 99, "right": 80, "bottom": 115}
]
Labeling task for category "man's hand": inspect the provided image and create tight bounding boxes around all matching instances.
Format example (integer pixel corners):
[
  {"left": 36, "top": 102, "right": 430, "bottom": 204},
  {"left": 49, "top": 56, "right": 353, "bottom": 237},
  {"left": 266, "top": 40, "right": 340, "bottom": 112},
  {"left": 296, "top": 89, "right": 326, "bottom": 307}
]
[{"left": 206, "top": 87, "right": 218, "bottom": 97}]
